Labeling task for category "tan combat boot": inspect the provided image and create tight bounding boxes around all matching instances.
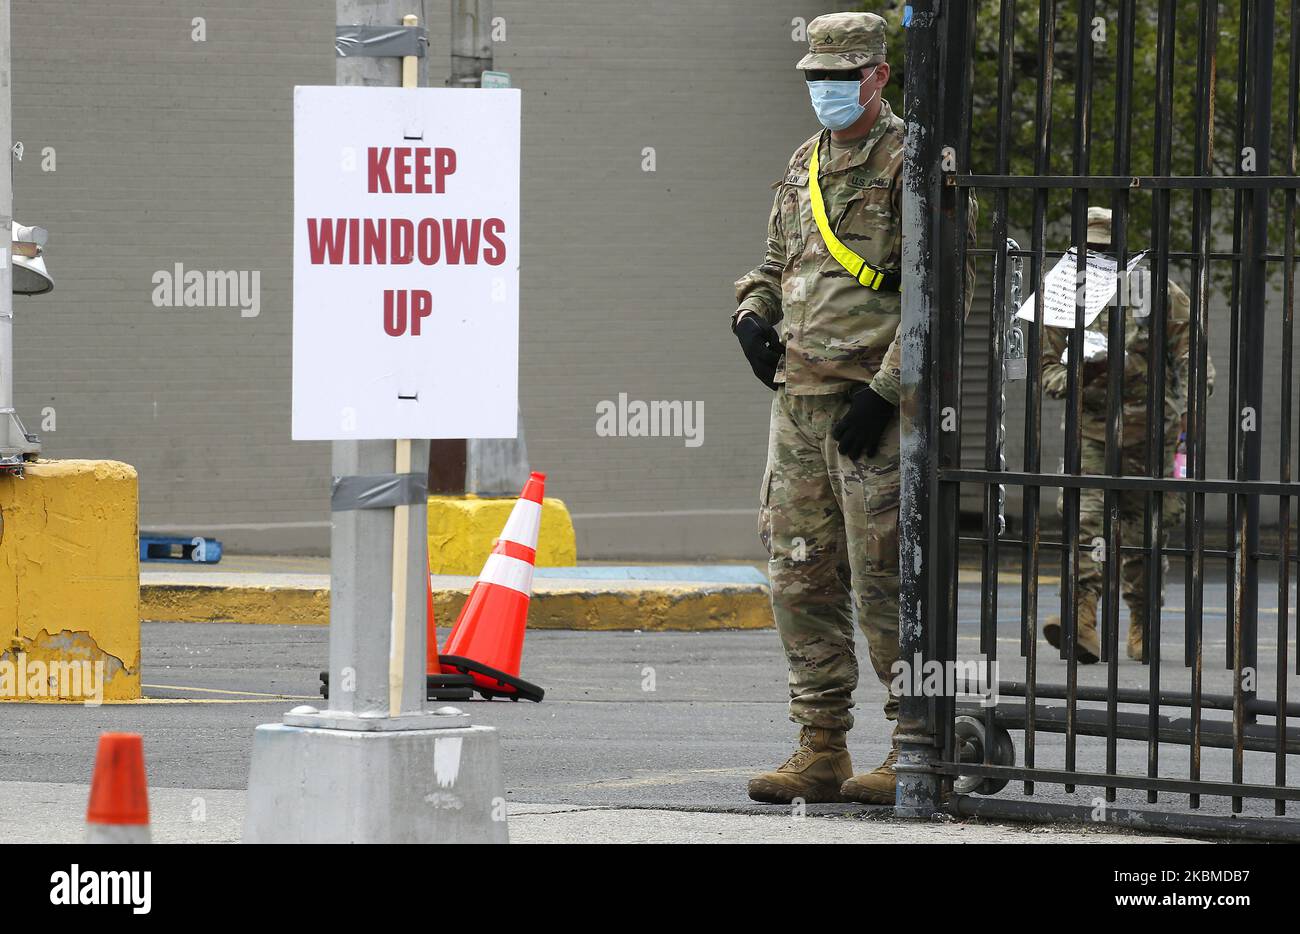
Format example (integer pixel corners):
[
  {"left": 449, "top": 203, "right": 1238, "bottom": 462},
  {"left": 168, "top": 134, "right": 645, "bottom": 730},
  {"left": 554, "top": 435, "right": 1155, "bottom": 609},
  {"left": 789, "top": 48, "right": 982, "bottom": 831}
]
[
  {"left": 840, "top": 729, "right": 898, "bottom": 804},
  {"left": 1042, "top": 592, "right": 1100, "bottom": 664},
  {"left": 747, "top": 726, "right": 852, "bottom": 804}
]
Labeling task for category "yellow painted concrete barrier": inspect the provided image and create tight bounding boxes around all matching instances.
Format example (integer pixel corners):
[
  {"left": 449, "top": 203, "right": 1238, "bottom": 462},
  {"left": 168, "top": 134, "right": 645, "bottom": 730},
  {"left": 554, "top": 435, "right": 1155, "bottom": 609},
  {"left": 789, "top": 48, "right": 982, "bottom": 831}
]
[
  {"left": 427, "top": 494, "right": 577, "bottom": 575},
  {"left": 0, "top": 459, "right": 141, "bottom": 701},
  {"left": 137, "top": 577, "right": 773, "bottom": 632}
]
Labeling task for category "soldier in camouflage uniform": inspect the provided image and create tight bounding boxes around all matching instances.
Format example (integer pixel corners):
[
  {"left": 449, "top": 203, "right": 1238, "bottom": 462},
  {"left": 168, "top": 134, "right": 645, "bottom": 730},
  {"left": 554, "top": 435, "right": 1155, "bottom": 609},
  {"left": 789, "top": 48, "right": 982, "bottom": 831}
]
[
  {"left": 1041, "top": 206, "right": 1214, "bottom": 663},
  {"left": 732, "top": 12, "right": 976, "bottom": 805}
]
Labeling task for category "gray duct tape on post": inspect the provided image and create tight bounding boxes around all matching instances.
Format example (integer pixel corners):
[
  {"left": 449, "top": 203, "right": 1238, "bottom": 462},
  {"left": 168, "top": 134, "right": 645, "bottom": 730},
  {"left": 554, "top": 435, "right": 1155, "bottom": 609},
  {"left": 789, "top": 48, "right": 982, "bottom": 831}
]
[
  {"left": 332, "top": 473, "right": 428, "bottom": 511},
  {"left": 335, "top": 24, "right": 428, "bottom": 58}
]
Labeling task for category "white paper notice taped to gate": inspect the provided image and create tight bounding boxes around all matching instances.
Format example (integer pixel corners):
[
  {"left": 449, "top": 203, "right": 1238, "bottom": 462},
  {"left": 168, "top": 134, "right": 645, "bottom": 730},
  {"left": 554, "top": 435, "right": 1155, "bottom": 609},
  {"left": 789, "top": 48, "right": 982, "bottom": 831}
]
[
  {"left": 292, "top": 86, "right": 520, "bottom": 440},
  {"left": 1015, "top": 248, "right": 1147, "bottom": 329}
]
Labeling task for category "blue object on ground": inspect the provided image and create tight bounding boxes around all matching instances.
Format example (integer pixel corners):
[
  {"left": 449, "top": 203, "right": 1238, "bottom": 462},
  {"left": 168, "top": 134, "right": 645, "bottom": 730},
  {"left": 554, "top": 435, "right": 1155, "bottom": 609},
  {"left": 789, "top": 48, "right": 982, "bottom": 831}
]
[{"left": 139, "top": 535, "right": 223, "bottom": 564}]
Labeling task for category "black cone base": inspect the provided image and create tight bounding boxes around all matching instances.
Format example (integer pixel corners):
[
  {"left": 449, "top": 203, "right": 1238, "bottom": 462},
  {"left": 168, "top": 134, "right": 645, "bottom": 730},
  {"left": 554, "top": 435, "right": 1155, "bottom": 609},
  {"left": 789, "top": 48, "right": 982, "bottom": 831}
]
[{"left": 439, "top": 655, "right": 545, "bottom": 703}]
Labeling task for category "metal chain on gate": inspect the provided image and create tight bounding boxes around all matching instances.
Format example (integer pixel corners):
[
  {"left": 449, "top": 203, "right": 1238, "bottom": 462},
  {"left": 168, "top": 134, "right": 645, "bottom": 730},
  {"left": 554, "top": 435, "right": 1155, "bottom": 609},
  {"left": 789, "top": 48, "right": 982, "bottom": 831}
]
[{"left": 999, "top": 237, "right": 1026, "bottom": 534}]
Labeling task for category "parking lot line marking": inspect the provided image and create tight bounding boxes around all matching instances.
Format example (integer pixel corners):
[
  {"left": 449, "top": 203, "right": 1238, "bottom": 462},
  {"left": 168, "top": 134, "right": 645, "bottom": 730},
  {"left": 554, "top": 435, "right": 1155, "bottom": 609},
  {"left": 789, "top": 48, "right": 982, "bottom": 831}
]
[
  {"left": 143, "top": 683, "right": 320, "bottom": 700},
  {"left": 107, "top": 697, "right": 302, "bottom": 705}
]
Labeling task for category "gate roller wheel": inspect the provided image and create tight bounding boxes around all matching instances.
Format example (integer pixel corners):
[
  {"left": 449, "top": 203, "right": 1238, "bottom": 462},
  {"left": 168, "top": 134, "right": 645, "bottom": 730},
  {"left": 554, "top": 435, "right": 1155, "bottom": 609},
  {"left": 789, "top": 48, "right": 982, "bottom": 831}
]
[{"left": 953, "top": 715, "right": 1016, "bottom": 796}]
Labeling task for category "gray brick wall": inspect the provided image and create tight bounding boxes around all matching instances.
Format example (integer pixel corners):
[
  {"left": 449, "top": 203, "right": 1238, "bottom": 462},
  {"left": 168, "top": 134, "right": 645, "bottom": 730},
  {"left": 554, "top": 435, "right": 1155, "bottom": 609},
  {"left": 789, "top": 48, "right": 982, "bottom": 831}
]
[
  {"left": 10, "top": 1, "right": 833, "bottom": 558},
  {"left": 17, "top": 2, "right": 1277, "bottom": 561},
  {"left": 11, "top": 1, "right": 334, "bottom": 551},
  {"left": 479, "top": 0, "right": 836, "bottom": 558}
]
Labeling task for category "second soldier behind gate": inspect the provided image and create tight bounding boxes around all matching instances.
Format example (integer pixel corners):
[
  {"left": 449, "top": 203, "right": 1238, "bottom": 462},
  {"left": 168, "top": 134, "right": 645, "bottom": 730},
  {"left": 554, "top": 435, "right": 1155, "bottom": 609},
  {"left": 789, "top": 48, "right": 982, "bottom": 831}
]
[{"left": 1040, "top": 206, "right": 1215, "bottom": 664}]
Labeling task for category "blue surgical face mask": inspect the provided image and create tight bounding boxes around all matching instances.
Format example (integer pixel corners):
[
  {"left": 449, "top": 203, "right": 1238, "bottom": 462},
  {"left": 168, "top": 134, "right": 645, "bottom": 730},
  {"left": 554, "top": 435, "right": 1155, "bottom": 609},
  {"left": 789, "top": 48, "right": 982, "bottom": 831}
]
[{"left": 807, "top": 66, "right": 879, "bottom": 131}]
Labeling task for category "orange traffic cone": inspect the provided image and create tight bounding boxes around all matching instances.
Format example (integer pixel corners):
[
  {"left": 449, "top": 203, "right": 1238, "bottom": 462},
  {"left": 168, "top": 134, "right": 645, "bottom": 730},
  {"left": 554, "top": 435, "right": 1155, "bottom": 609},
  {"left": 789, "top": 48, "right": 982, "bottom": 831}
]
[
  {"left": 440, "top": 472, "right": 546, "bottom": 702},
  {"left": 86, "top": 733, "right": 150, "bottom": 843},
  {"left": 425, "top": 557, "right": 474, "bottom": 701}
]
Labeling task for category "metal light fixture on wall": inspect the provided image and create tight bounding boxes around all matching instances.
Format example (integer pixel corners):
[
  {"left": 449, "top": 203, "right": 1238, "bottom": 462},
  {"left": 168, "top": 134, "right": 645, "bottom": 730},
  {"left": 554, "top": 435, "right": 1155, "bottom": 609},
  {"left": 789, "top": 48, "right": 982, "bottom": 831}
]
[
  {"left": 12, "top": 221, "right": 52, "bottom": 294},
  {"left": 0, "top": 221, "right": 52, "bottom": 468}
]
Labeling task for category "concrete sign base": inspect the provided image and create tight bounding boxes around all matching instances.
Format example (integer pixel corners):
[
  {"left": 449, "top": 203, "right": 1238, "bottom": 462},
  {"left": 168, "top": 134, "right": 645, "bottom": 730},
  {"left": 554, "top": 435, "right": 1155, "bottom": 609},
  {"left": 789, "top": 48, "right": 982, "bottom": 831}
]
[{"left": 242, "top": 723, "right": 508, "bottom": 843}]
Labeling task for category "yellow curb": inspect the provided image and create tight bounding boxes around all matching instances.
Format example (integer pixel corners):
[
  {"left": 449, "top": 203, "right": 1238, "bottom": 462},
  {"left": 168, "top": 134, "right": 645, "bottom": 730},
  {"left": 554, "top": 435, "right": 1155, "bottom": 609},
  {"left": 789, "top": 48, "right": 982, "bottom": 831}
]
[
  {"left": 141, "top": 583, "right": 330, "bottom": 625},
  {"left": 139, "top": 581, "right": 774, "bottom": 631},
  {"left": 957, "top": 569, "right": 1061, "bottom": 586},
  {"left": 140, "top": 569, "right": 1068, "bottom": 630},
  {"left": 434, "top": 585, "right": 774, "bottom": 632}
]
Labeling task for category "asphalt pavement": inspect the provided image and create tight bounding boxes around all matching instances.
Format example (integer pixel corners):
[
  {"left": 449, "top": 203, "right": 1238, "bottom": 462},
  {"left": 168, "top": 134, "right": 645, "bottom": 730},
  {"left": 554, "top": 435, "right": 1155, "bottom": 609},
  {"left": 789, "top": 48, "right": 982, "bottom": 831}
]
[{"left": 1, "top": 562, "right": 1294, "bottom": 842}]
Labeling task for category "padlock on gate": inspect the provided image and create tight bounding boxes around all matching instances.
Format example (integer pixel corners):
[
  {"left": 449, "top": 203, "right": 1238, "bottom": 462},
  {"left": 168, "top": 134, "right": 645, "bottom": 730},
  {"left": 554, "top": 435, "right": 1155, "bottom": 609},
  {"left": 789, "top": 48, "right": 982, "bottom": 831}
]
[{"left": 1004, "top": 325, "right": 1027, "bottom": 381}]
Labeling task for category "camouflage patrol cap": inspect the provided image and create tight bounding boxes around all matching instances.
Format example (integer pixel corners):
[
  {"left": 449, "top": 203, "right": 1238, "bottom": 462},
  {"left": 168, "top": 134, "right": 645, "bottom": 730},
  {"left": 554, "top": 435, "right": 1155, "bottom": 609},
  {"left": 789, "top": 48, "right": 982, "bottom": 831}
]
[
  {"left": 1087, "top": 206, "right": 1112, "bottom": 245},
  {"left": 797, "top": 12, "right": 888, "bottom": 71}
]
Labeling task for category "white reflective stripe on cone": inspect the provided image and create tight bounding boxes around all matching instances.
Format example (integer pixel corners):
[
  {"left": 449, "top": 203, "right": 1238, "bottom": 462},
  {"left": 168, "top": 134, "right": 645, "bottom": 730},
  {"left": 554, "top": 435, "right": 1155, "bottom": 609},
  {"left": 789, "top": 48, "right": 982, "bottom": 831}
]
[
  {"left": 500, "top": 499, "right": 542, "bottom": 548},
  {"left": 480, "top": 553, "right": 535, "bottom": 596}
]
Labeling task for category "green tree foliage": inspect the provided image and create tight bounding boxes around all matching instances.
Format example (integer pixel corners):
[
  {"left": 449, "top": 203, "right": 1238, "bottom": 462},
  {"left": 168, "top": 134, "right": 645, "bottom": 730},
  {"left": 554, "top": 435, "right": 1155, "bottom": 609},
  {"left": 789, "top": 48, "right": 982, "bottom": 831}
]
[{"left": 867, "top": 1, "right": 1296, "bottom": 279}]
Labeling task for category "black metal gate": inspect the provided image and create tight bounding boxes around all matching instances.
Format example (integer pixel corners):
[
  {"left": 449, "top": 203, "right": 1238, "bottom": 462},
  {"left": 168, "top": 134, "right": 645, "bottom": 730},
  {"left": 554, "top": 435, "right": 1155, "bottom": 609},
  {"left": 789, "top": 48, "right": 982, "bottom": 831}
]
[{"left": 898, "top": 0, "right": 1300, "bottom": 840}]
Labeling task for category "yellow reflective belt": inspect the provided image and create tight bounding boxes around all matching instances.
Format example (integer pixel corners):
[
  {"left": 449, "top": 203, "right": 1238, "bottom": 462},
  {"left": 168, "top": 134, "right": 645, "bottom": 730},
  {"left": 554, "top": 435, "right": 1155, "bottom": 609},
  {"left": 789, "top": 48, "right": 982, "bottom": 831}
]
[{"left": 807, "top": 139, "right": 893, "bottom": 291}]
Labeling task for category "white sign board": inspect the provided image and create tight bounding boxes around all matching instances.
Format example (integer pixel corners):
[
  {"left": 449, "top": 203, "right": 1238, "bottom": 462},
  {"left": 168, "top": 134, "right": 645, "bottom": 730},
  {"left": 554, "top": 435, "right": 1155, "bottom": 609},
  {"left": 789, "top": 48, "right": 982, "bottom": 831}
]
[
  {"left": 292, "top": 86, "right": 520, "bottom": 440},
  {"left": 1015, "top": 248, "right": 1147, "bottom": 329}
]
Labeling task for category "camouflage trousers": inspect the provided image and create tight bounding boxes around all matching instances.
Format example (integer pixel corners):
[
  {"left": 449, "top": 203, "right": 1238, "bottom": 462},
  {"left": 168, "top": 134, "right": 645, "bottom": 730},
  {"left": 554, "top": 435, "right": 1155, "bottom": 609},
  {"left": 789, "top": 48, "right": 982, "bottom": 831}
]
[
  {"left": 1058, "top": 428, "right": 1186, "bottom": 616},
  {"left": 759, "top": 388, "right": 900, "bottom": 732}
]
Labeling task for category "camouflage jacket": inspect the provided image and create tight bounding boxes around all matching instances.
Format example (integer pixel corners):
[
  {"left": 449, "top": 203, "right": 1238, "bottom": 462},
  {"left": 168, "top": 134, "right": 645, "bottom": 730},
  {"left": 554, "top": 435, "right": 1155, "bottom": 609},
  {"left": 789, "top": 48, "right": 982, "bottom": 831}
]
[
  {"left": 735, "top": 99, "right": 976, "bottom": 402},
  {"left": 735, "top": 101, "right": 905, "bottom": 400},
  {"left": 1040, "top": 277, "right": 1216, "bottom": 444}
]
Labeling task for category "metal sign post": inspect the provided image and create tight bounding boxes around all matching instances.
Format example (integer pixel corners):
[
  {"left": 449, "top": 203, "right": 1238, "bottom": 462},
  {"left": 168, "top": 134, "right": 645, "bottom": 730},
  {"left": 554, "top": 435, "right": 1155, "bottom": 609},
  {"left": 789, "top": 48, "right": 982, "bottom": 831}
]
[{"left": 242, "top": 4, "right": 508, "bottom": 844}]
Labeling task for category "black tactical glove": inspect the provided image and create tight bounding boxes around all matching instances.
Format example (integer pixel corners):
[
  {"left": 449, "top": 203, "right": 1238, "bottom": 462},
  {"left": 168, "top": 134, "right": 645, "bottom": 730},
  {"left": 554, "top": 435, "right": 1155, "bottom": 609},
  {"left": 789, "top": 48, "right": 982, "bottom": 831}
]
[
  {"left": 734, "top": 314, "right": 785, "bottom": 390},
  {"left": 832, "top": 384, "right": 895, "bottom": 460}
]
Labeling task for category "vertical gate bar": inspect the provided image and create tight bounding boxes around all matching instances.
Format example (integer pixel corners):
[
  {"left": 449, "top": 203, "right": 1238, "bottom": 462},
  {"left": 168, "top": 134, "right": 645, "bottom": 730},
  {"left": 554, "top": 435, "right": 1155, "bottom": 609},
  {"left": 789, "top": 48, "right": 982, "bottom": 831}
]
[
  {"left": 1103, "top": 0, "right": 1138, "bottom": 803},
  {"left": 1242, "top": 10, "right": 1265, "bottom": 714},
  {"left": 897, "top": 0, "right": 942, "bottom": 818},
  {"left": 1275, "top": 0, "right": 1298, "bottom": 815},
  {"left": 1186, "top": 0, "right": 1218, "bottom": 811},
  {"left": 1226, "top": 0, "right": 1250, "bottom": 673},
  {"left": 1234, "top": 0, "right": 1274, "bottom": 814},
  {"left": 938, "top": 0, "right": 976, "bottom": 779},
  {"left": 1183, "top": 5, "right": 1197, "bottom": 675},
  {"left": 1020, "top": 0, "right": 1058, "bottom": 794},
  {"left": 1142, "top": 0, "right": 1176, "bottom": 806},
  {"left": 982, "top": 0, "right": 1016, "bottom": 772},
  {"left": 1232, "top": 485, "right": 1245, "bottom": 814},
  {"left": 1061, "top": 0, "right": 1097, "bottom": 790},
  {"left": 980, "top": 59, "right": 1005, "bottom": 668},
  {"left": 1290, "top": 0, "right": 1300, "bottom": 688}
]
